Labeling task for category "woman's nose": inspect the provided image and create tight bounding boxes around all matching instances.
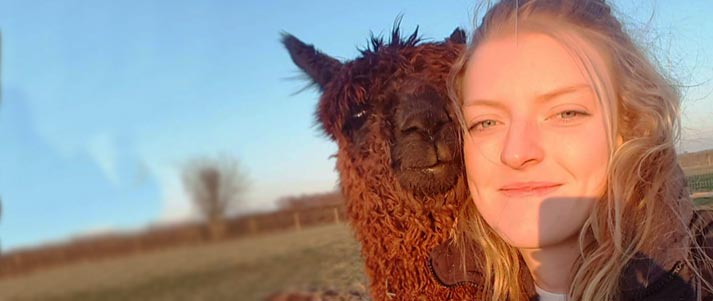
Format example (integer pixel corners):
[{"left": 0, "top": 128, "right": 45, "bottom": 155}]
[{"left": 500, "top": 120, "right": 545, "bottom": 169}]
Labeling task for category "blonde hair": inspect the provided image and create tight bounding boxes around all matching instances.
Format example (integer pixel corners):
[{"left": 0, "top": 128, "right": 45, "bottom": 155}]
[{"left": 450, "top": 0, "right": 710, "bottom": 300}]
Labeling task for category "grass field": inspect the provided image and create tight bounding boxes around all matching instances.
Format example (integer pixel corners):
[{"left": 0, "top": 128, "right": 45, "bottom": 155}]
[
  {"left": 0, "top": 223, "right": 369, "bottom": 301},
  {"left": 3, "top": 195, "right": 713, "bottom": 301}
]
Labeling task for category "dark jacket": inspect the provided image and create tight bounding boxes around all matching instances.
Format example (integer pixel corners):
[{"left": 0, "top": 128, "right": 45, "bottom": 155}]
[{"left": 429, "top": 209, "right": 713, "bottom": 301}]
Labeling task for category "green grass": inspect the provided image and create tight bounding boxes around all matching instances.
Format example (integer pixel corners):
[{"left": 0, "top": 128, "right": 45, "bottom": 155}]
[
  {"left": 0, "top": 223, "right": 368, "bottom": 301},
  {"left": 695, "top": 197, "right": 713, "bottom": 208}
]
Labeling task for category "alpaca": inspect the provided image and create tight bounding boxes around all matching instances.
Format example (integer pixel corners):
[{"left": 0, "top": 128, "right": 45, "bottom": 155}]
[{"left": 280, "top": 26, "right": 480, "bottom": 300}]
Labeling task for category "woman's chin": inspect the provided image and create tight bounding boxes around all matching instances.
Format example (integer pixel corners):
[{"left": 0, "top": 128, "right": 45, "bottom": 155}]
[{"left": 498, "top": 229, "right": 580, "bottom": 250}]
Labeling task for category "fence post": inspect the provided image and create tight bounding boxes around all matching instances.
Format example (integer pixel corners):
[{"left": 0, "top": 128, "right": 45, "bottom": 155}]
[
  {"left": 333, "top": 207, "right": 340, "bottom": 224},
  {"left": 293, "top": 212, "right": 301, "bottom": 231}
]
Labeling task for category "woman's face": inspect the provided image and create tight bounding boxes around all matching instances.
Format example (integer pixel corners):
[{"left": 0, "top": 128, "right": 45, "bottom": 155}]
[{"left": 461, "top": 32, "right": 611, "bottom": 249}]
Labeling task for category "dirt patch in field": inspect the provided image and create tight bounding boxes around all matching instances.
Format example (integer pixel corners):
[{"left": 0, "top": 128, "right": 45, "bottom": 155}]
[{"left": 0, "top": 224, "right": 369, "bottom": 301}]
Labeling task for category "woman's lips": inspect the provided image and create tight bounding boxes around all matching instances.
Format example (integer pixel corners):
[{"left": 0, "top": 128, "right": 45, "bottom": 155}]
[{"left": 499, "top": 182, "right": 563, "bottom": 197}]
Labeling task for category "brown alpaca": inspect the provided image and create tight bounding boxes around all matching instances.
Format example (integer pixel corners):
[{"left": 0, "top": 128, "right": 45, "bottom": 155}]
[{"left": 281, "top": 25, "right": 479, "bottom": 300}]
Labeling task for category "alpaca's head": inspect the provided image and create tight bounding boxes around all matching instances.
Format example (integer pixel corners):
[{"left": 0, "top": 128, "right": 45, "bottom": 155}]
[{"left": 283, "top": 26, "right": 466, "bottom": 198}]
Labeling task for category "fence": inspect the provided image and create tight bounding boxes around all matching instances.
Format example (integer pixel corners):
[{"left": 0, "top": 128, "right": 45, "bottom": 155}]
[
  {"left": 684, "top": 164, "right": 713, "bottom": 194},
  {"left": 226, "top": 205, "right": 346, "bottom": 235},
  {"left": 0, "top": 204, "right": 347, "bottom": 279},
  {"left": 688, "top": 174, "right": 713, "bottom": 193}
]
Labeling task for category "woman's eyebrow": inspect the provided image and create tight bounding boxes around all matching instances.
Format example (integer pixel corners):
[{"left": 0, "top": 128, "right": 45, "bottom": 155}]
[
  {"left": 462, "top": 99, "right": 507, "bottom": 110},
  {"left": 463, "top": 83, "right": 591, "bottom": 108},
  {"left": 536, "top": 84, "right": 591, "bottom": 104}
]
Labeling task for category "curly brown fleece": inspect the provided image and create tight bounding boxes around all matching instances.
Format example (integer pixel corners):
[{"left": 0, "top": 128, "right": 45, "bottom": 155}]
[{"left": 282, "top": 25, "right": 479, "bottom": 300}]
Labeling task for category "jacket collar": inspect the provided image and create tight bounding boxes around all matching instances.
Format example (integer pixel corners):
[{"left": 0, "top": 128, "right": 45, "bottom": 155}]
[
  {"left": 428, "top": 238, "right": 537, "bottom": 300},
  {"left": 428, "top": 208, "right": 707, "bottom": 300}
]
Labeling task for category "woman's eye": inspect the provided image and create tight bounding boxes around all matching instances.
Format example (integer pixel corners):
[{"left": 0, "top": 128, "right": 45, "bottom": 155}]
[
  {"left": 560, "top": 111, "right": 579, "bottom": 119},
  {"left": 552, "top": 110, "right": 590, "bottom": 123},
  {"left": 469, "top": 120, "right": 498, "bottom": 132}
]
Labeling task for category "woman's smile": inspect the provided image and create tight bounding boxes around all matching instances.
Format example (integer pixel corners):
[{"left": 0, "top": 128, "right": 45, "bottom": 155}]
[{"left": 499, "top": 182, "right": 564, "bottom": 198}]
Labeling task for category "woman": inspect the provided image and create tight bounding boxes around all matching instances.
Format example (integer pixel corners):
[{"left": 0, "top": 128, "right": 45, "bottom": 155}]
[{"left": 429, "top": 0, "right": 713, "bottom": 300}]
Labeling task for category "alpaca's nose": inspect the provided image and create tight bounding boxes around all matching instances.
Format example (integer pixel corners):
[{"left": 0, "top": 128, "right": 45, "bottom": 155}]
[
  {"left": 400, "top": 109, "right": 448, "bottom": 140},
  {"left": 396, "top": 92, "right": 450, "bottom": 140}
]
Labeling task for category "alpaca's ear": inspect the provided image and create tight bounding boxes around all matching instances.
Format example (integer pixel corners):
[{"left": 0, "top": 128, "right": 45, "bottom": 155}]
[
  {"left": 446, "top": 28, "right": 467, "bottom": 44},
  {"left": 281, "top": 33, "right": 343, "bottom": 90}
]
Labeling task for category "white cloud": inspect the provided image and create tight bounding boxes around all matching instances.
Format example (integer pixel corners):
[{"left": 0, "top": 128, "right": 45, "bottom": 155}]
[
  {"left": 87, "top": 133, "right": 120, "bottom": 186},
  {"left": 139, "top": 160, "right": 199, "bottom": 224}
]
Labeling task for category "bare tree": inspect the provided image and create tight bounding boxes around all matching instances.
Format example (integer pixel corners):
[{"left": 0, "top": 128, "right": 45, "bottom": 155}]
[{"left": 182, "top": 155, "right": 248, "bottom": 240}]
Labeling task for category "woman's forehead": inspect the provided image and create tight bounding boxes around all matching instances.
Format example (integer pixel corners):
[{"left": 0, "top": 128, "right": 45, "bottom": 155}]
[{"left": 463, "top": 31, "right": 608, "bottom": 106}]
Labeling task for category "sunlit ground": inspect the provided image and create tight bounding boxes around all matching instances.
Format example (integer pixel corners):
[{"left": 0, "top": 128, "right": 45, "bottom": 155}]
[
  {"left": 0, "top": 223, "right": 368, "bottom": 301},
  {"left": 1, "top": 198, "right": 712, "bottom": 301}
]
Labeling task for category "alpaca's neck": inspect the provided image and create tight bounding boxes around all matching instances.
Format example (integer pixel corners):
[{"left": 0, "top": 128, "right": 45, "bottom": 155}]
[{"left": 347, "top": 196, "right": 459, "bottom": 256}]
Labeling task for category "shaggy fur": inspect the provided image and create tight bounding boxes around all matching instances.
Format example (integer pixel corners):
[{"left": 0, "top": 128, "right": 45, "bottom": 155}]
[{"left": 282, "top": 25, "right": 479, "bottom": 300}]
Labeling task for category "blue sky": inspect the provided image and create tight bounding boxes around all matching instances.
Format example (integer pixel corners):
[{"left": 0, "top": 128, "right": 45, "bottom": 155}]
[{"left": 0, "top": 0, "right": 711, "bottom": 251}]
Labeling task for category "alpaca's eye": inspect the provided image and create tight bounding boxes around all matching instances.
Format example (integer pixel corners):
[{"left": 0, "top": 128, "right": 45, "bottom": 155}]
[
  {"left": 352, "top": 109, "right": 367, "bottom": 124},
  {"left": 343, "top": 107, "right": 369, "bottom": 135}
]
